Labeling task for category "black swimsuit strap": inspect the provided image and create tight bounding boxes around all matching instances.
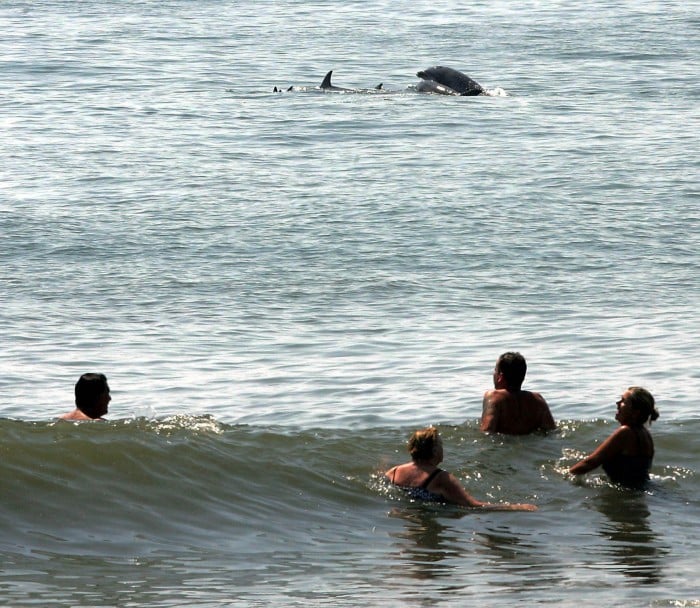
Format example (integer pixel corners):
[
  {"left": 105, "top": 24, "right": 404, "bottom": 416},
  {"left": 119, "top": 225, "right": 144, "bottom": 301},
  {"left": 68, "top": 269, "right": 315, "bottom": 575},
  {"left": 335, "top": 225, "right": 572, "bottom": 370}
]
[
  {"left": 634, "top": 425, "right": 654, "bottom": 458},
  {"left": 420, "top": 468, "right": 443, "bottom": 489}
]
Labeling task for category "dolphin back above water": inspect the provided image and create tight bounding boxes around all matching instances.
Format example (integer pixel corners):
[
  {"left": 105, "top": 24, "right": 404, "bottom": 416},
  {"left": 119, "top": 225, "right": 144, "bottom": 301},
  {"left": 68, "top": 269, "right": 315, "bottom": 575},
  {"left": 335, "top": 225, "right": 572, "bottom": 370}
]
[
  {"left": 273, "top": 66, "right": 488, "bottom": 96},
  {"left": 320, "top": 70, "right": 346, "bottom": 91},
  {"left": 415, "top": 66, "right": 484, "bottom": 96},
  {"left": 414, "top": 79, "right": 462, "bottom": 96},
  {"left": 273, "top": 70, "right": 383, "bottom": 93},
  {"left": 320, "top": 70, "right": 383, "bottom": 92}
]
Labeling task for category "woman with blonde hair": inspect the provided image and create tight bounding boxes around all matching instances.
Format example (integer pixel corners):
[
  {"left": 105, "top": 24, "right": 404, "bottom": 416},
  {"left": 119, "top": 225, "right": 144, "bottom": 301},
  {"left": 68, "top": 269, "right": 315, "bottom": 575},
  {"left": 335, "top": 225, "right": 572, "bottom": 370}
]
[{"left": 386, "top": 427, "right": 537, "bottom": 511}]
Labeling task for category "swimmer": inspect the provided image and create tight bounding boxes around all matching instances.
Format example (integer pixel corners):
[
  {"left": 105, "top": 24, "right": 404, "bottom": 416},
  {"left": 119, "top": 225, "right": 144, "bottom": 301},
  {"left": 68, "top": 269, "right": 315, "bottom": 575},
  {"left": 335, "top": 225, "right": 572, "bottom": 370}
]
[
  {"left": 59, "top": 373, "right": 111, "bottom": 421},
  {"left": 570, "top": 387, "right": 658, "bottom": 487},
  {"left": 480, "top": 352, "right": 556, "bottom": 434},
  {"left": 386, "top": 427, "right": 537, "bottom": 511}
]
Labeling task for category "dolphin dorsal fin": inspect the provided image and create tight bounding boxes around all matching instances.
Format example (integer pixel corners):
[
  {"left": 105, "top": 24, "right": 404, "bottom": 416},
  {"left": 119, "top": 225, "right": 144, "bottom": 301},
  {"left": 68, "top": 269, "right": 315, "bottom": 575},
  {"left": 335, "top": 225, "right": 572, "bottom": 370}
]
[
  {"left": 375, "top": 83, "right": 383, "bottom": 90},
  {"left": 320, "top": 70, "right": 333, "bottom": 89}
]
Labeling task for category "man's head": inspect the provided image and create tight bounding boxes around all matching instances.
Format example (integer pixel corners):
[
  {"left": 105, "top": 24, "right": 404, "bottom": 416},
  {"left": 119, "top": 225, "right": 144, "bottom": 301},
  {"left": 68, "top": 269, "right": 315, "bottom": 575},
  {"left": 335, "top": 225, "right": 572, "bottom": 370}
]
[
  {"left": 75, "top": 373, "right": 110, "bottom": 419},
  {"left": 494, "top": 352, "right": 527, "bottom": 390}
]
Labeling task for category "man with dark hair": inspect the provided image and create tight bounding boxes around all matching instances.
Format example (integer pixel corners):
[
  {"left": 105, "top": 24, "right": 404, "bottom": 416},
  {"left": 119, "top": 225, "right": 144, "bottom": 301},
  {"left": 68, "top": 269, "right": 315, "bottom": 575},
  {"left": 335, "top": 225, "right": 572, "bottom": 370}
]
[
  {"left": 59, "top": 373, "right": 111, "bottom": 420},
  {"left": 480, "top": 352, "right": 555, "bottom": 434}
]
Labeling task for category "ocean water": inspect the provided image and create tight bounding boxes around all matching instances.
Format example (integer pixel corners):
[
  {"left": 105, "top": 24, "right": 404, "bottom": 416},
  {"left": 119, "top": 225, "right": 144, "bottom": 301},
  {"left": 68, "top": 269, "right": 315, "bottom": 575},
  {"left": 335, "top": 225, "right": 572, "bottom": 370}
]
[
  {"left": 1, "top": 418, "right": 698, "bottom": 606},
  {"left": 1, "top": 0, "right": 699, "bottom": 605}
]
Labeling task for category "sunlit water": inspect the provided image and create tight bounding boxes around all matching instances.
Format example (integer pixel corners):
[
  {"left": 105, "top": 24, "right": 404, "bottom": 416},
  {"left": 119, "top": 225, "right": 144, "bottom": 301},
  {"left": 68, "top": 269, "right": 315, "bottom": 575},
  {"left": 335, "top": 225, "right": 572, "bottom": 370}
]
[{"left": 1, "top": 0, "right": 698, "bottom": 605}]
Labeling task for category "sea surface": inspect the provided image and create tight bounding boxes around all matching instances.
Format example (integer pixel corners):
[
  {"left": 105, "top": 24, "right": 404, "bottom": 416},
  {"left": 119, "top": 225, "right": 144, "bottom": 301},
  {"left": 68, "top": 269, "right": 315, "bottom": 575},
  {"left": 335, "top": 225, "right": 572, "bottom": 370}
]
[{"left": 1, "top": 0, "right": 699, "bottom": 605}]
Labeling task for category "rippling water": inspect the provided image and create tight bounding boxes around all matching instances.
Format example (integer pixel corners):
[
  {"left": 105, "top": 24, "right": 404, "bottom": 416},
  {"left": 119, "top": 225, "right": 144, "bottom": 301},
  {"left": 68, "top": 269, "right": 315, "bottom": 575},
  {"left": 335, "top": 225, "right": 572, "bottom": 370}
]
[
  {"left": 1, "top": 417, "right": 698, "bottom": 605},
  {"left": 1, "top": 0, "right": 699, "bottom": 605}
]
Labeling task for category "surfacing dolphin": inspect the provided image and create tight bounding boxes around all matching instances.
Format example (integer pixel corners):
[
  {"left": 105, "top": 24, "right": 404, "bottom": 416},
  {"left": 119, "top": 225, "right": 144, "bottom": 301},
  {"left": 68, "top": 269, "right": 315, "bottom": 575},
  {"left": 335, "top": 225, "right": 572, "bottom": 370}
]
[
  {"left": 415, "top": 79, "right": 462, "bottom": 96},
  {"left": 274, "top": 66, "right": 492, "bottom": 96},
  {"left": 415, "top": 66, "right": 484, "bottom": 96}
]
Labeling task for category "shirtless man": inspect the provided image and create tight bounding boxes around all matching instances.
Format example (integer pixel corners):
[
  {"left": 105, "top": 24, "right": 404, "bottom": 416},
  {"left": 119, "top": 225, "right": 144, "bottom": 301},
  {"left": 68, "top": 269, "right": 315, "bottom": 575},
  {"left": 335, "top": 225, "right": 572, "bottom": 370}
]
[
  {"left": 480, "top": 352, "right": 555, "bottom": 434},
  {"left": 59, "top": 373, "right": 111, "bottom": 420}
]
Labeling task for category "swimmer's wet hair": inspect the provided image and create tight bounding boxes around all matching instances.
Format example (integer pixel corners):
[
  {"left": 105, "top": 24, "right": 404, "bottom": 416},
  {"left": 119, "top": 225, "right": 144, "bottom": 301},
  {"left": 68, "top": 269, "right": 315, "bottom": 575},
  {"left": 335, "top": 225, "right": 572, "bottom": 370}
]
[
  {"left": 627, "top": 386, "right": 659, "bottom": 425},
  {"left": 408, "top": 427, "right": 440, "bottom": 461}
]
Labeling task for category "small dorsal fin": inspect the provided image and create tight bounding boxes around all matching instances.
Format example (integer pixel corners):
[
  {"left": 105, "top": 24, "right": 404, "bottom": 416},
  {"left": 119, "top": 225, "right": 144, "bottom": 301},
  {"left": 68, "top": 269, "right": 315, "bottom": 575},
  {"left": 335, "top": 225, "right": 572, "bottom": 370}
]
[
  {"left": 320, "top": 70, "right": 333, "bottom": 89},
  {"left": 273, "top": 86, "right": 279, "bottom": 92},
  {"left": 375, "top": 83, "right": 383, "bottom": 90},
  {"left": 286, "top": 85, "right": 293, "bottom": 91}
]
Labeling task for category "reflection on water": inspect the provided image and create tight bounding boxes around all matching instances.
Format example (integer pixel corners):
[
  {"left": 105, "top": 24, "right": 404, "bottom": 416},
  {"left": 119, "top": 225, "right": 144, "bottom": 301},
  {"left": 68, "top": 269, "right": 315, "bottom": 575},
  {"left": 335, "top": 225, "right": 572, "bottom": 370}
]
[
  {"left": 385, "top": 506, "right": 566, "bottom": 597},
  {"left": 386, "top": 507, "right": 466, "bottom": 581},
  {"left": 593, "top": 487, "right": 668, "bottom": 585},
  {"left": 471, "top": 525, "right": 567, "bottom": 595},
  {"left": 471, "top": 525, "right": 536, "bottom": 561}
]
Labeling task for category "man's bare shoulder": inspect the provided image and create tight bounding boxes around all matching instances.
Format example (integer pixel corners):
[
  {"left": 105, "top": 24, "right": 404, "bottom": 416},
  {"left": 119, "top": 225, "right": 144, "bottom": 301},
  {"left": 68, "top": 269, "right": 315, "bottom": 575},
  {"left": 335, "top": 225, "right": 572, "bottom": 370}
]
[
  {"left": 523, "top": 391, "right": 556, "bottom": 429},
  {"left": 482, "top": 388, "right": 555, "bottom": 434},
  {"left": 58, "top": 409, "right": 103, "bottom": 421},
  {"left": 522, "top": 390, "right": 549, "bottom": 406},
  {"left": 483, "top": 388, "right": 510, "bottom": 403}
]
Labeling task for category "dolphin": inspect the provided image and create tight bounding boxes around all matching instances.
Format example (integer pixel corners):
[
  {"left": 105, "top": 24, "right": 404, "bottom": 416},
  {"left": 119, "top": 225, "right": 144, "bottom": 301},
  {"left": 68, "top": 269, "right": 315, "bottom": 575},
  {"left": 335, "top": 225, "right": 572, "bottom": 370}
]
[
  {"left": 274, "top": 67, "right": 487, "bottom": 96},
  {"left": 416, "top": 66, "right": 484, "bottom": 96},
  {"left": 274, "top": 71, "right": 383, "bottom": 93},
  {"left": 320, "top": 70, "right": 383, "bottom": 92},
  {"left": 414, "top": 79, "right": 461, "bottom": 96},
  {"left": 320, "top": 70, "right": 351, "bottom": 91}
]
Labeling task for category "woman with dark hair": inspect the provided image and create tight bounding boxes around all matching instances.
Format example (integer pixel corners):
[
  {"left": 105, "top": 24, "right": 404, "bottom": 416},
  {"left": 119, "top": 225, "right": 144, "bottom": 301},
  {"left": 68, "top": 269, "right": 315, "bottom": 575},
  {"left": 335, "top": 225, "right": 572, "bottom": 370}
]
[
  {"left": 570, "top": 387, "right": 659, "bottom": 487},
  {"left": 386, "top": 427, "right": 537, "bottom": 511}
]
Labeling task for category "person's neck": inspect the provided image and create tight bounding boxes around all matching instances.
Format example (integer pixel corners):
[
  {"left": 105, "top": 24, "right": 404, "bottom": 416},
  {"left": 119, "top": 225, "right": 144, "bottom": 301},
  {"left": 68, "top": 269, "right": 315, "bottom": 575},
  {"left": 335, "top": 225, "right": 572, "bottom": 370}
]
[{"left": 413, "top": 459, "right": 437, "bottom": 469}]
